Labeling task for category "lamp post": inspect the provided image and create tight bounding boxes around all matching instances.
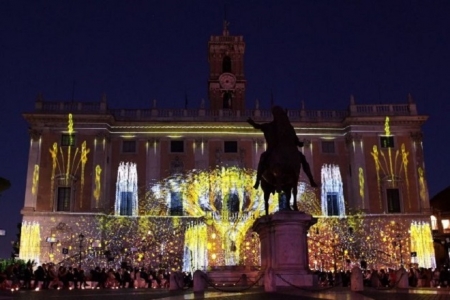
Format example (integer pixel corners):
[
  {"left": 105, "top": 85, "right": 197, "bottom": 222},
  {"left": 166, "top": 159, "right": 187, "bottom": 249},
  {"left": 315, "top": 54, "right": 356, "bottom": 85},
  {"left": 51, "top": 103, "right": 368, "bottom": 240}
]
[
  {"left": 78, "top": 233, "right": 84, "bottom": 268},
  {"left": 393, "top": 234, "right": 403, "bottom": 267}
]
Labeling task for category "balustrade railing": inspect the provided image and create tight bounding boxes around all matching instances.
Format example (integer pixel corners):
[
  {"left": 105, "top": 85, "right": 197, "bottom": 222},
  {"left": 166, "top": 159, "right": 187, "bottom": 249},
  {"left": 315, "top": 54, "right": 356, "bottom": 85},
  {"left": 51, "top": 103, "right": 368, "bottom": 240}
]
[{"left": 34, "top": 100, "right": 417, "bottom": 122}]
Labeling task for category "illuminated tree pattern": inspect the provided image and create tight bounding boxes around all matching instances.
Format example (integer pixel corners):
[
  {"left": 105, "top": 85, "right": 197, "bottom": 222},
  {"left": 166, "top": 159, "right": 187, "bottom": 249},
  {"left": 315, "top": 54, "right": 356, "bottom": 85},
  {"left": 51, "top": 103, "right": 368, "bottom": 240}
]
[
  {"left": 410, "top": 222, "right": 436, "bottom": 269},
  {"left": 308, "top": 216, "right": 435, "bottom": 271},
  {"left": 19, "top": 221, "right": 41, "bottom": 263},
  {"left": 144, "top": 167, "right": 267, "bottom": 267}
]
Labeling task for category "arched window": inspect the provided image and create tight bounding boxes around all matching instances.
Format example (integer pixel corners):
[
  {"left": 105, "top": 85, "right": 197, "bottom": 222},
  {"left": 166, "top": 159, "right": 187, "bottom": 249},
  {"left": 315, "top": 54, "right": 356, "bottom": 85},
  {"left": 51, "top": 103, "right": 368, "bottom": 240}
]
[{"left": 222, "top": 56, "right": 231, "bottom": 73}]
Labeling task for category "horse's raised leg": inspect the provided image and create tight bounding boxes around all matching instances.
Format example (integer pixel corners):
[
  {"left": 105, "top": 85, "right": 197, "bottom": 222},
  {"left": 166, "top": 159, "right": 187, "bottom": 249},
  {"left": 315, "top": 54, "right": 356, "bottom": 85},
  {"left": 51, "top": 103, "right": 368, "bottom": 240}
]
[
  {"left": 264, "top": 191, "right": 270, "bottom": 215},
  {"left": 292, "top": 185, "right": 299, "bottom": 211}
]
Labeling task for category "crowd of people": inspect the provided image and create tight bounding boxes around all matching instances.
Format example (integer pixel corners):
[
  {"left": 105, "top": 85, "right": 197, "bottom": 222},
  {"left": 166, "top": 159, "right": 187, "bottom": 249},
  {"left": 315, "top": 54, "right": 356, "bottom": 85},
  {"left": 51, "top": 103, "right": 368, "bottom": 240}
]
[
  {"left": 2, "top": 260, "right": 450, "bottom": 291},
  {"left": 314, "top": 265, "right": 450, "bottom": 288},
  {"left": 0, "top": 261, "right": 193, "bottom": 290}
]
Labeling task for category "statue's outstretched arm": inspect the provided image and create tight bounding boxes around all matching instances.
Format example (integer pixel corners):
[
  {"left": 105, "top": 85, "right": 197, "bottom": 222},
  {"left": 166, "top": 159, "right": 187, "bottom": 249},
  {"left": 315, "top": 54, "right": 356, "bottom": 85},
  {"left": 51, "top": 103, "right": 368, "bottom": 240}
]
[{"left": 247, "top": 117, "right": 262, "bottom": 130}]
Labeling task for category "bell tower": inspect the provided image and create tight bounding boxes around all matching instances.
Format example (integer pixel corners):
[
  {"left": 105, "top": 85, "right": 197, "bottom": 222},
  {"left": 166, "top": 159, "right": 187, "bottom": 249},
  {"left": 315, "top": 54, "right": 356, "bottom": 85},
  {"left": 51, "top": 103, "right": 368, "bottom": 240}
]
[{"left": 208, "top": 20, "right": 246, "bottom": 112}]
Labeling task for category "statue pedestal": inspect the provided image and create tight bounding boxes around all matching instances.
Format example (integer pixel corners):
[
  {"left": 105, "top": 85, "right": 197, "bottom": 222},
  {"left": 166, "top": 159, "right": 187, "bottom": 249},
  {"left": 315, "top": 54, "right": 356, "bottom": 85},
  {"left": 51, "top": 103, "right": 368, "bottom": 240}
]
[{"left": 252, "top": 211, "right": 317, "bottom": 291}]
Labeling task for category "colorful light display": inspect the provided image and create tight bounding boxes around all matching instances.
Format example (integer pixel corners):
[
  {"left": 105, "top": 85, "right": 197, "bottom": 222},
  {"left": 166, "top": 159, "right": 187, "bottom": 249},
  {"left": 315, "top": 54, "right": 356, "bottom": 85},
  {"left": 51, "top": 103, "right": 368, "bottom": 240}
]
[{"left": 23, "top": 113, "right": 433, "bottom": 273}]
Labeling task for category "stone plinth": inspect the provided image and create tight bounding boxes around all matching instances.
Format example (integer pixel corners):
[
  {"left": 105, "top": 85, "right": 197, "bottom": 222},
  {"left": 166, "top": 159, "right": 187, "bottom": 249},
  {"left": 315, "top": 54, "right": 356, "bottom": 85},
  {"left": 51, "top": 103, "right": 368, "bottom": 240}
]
[
  {"left": 207, "top": 266, "right": 261, "bottom": 286},
  {"left": 252, "top": 211, "right": 317, "bottom": 291}
]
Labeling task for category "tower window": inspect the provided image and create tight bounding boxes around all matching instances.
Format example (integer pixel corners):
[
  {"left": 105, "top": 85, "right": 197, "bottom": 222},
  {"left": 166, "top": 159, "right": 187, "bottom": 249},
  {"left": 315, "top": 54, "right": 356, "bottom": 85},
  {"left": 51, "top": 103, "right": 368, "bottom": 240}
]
[
  {"left": 224, "top": 141, "right": 238, "bottom": 153},
  {"left": 61, "top": 134, "right": 75, "bottom": 147},
  {"left": 386, "top": 188, "right": 401, "bottom": 213},
  {"left": 222, "top": 56, "right": 231, "bottom": 73},
  {"left": 380, "top": 136, "right": 394, "bottom": 148},
  {"left": 321, "top": 141, "right": 335, "bottom": 154},
  {"left": 122, "top": 141, "right": 136, "bottom": 153},
  {"left": 171, "top": 140, "right": 184, "bottom": 153}
]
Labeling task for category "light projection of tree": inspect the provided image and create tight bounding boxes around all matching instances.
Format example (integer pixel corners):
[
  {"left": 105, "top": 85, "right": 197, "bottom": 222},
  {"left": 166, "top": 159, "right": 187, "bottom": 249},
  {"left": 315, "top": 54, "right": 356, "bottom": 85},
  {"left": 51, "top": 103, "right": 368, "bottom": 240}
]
[
  {"left": 308, "top": 217, "right": 415, "bottom": 271},
  {"left": 142, "top": 167, "right": 267, "bottom": 269}
]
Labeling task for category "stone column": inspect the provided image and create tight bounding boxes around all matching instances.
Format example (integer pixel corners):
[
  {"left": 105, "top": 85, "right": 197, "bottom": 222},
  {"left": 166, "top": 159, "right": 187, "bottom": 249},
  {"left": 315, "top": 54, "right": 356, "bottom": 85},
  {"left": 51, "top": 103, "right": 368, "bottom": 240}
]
[{"left": 252, "top": 211, "right": 317, "bottom": 292}]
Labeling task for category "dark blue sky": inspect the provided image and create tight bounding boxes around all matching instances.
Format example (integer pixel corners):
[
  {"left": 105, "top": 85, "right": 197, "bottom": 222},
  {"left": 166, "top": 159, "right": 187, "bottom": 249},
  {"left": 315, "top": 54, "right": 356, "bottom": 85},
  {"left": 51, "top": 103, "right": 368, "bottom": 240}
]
[{"left": 1, "top": 0, "right": 449, "bottom": 257}]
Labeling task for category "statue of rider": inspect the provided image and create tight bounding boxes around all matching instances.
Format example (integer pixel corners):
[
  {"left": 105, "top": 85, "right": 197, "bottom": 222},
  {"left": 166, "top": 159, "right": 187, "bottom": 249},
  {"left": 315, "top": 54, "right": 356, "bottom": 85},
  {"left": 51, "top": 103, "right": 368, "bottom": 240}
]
[{"left": 247, "top": 106, "right": 317, "bottom": 189}]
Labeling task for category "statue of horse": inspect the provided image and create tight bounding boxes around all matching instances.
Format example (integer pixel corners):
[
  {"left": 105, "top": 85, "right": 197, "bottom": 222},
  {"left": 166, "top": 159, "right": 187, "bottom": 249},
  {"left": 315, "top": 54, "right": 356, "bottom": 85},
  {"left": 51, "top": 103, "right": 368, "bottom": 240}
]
[{"left": 259, "top": 147, "right": 302, "bottom": 215}]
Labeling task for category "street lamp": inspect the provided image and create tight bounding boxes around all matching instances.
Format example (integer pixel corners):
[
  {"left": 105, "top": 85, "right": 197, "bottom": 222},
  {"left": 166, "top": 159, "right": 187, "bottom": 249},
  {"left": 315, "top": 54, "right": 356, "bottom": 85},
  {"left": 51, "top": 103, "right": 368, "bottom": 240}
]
[
  {"left": 78, "top": 233, "right": 84, "bottom": 268},
  {"left": 393, "top": 234, "right": 403, "bottom": 267}
]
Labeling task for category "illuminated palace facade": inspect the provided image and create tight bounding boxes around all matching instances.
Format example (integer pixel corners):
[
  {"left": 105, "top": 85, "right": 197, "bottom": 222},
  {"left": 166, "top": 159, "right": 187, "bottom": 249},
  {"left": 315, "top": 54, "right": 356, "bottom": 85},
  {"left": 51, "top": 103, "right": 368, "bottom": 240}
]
[{"left": 20, "top": 25, "right": 435, "bottom": 272}]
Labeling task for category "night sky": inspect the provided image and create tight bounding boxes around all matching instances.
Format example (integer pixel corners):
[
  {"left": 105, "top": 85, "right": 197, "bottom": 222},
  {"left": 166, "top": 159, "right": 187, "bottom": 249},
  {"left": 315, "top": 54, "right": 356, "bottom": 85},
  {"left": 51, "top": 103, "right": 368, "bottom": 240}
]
[{"left": 1, "top": 0, "right": 449, "bottom": 258}]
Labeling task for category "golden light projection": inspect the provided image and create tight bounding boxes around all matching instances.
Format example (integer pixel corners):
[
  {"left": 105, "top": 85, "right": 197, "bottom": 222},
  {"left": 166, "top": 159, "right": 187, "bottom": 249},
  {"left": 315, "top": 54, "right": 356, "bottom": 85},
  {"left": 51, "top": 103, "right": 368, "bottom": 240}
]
[
  {"left": 358, "top": 167, "right": 364, "bottom": 199},
  {"left": 370, "top": 145, "right": 382, "bottom": 209},
  {"left": 145, "top": 167, "right": 271, "bottom": 267},
  {"left": 418, "top": 167, "right": 427, "bottom": 203},
  {"left": 384, "top": 116, "right": 391, "bottom": 136},
  {"left": 19, "top": 221, "right": 41, "bottom": 263},
  {"left": 184, "top": 224, "right": 207, "bottom": 271},
  {"left": 32, "top": 164, "right": 39, "bottom": 195},
  {"left": 371, "top": 116, "right": 411, "bottom": 209},
  {"left": 401, "top": 143, "right": 410, "bottom": 207},
  {"left": 79, "top": 141, "right": 90, "bottom": 208},
  {"left": 66, "top": 113, "right": 74, "bottom": 180},
  {"left": 96, "top": 216, "right": 190, "bottom": 271},
  {"left": 410, "top": 221, "right": 436, "bottom": 269},
  {"left": 93, "top": 165, "right": 102, "bottom": 206},
  {"left": 308, "top": 216, "right": 415, "bottom": 271},
  {"left": 48, "top": 114, "right": 90, "bottom": 208}
]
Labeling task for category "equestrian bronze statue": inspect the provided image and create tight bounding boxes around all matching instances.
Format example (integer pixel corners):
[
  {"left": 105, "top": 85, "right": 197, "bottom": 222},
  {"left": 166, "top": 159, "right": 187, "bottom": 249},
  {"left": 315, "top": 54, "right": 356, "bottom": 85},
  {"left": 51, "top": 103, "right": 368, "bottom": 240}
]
[{"left": 248, "top": 106, "right": 317, "bottom": 215}]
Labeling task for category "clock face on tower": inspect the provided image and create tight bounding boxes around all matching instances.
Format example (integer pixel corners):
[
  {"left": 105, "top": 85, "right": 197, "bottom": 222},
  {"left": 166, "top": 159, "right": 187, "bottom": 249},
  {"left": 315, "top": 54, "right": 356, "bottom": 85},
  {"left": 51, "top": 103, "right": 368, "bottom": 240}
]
[{"left": 219, "top": 73, "right": 236, "bottom": 90}]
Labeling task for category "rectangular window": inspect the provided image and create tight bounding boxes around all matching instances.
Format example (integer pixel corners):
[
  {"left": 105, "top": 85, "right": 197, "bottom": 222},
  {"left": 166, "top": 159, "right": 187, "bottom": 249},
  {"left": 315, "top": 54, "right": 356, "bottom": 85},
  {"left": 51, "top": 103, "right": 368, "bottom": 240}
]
[
  {"left": 326, "top": 193, "right": 340, "bottom": 216},
  {"left": 122, "top": 141, "right": 136, "bottom": 153},
  {"left": 321, "top": 141, "right": 335, "bottom": 154},
  {"left": 386, "top": 188, "right": 401, "bottom": 213},
  {"left": 170, "top": 192, "right": 183, "bottom": 216},
  {"left": 224, "top": 141, "right": 238, "bottom": 153},
  {"left": 61, "top": 134, "right": 75, "bottom": 147},
  {"left": 380, "top": 136, "right": 395, "bottom": 148},
  {"left": 431, "top": 216, "right": 438, "bottom": 231},
  {"left": 442, "top": 220, "right": 450, "bottom": 233},
  {"left": 170, "top": 140, "right": 184, "bottom": 153},
  {"left": 120, "top": 191, "right": 133, "bottom": 216},
  {"left": 57, "top": 187, "right": 71, "bottom": 211}
]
